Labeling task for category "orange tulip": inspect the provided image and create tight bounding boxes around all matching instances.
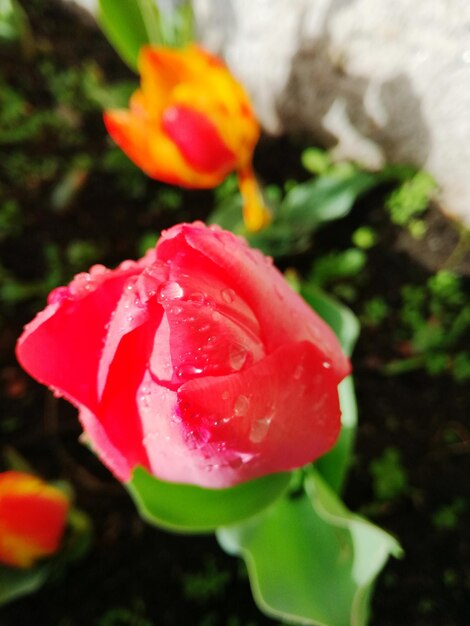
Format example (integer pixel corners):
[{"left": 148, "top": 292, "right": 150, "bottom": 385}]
[
  {"left": 0, "top": 471, "right": 69, "bottom": 569},
  {"left": 104, "top": 44, "right": 270, "bottom": 232}
]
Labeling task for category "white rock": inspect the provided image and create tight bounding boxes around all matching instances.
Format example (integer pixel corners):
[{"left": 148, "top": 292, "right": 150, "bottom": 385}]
[{"left": 65, "top": 0, "right": 470, "bottom": 224}]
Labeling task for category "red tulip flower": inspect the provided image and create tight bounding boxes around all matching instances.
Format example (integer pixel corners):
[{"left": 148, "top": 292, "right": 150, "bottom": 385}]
[
  {"left": 0, "top": 471, "right": 69, "bottom": 568},
  {"left": 17, "top": 223, "right": 349, "bottom": 489},
  {"left": 104, "top": 45, "right": 270, "bottom": 232}
]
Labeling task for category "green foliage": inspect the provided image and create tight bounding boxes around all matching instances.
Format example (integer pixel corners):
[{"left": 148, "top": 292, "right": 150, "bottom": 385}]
[
  {"left": 432, "top": 498, "right": 467, "bottom": 531},
  {"left": 98, "top": 607, "right": 154, "bottom": 626},
  {"left": 301, "top": 147, "right": 333, "bottom": 175},
  {"left": 218, "top": 470, "right": 401, "bottom": 626},
  {"left": 385, "top": 270, "right": 470, "bottom": 380},
  {"left": 0, "top": 565, "right": 50, "bottom": 606},
  {"left": 181, "top": 557, "right": 230, "bottom": 602},
  {"left": 386, "top": 170, "right": 437, "bottom": 233},
  {"left": 370, "top": 448, "right": 408, "bottom": 501},
  {"left": 309, "top": 248, "right": 366, "bottom": 288},
  {"left": 352, "top": 226, "right": 377, "bottom": 250},
  {"left": 127, "top": 466, "right": 291, "bottom": 533},
  {"left": 0, "top": 199, "right": 21, "bottom": 239},
  {"left": 211, "top": 148, "right": 426, "bottom": 258},
  {"left": 97, "top": 0, "right": 194, "bottom": 71},
  {"left": 0, "top": 0, "right": 33, "bottom": 56},
  {"left": 211, "top": 165, "right": 383, "bottom": 257},
  {"left": 137, "top": 232, "right": 159, "bottom": 256},
  {"left": 360, "top": 297, "right": 390, "bottom": 328}
]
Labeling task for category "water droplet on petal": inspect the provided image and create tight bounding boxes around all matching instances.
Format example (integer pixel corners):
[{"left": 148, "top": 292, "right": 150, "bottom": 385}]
[
  {"left": 158, "top": 281, "right": 183, "bottom": 302},
  {"left": 221, "top": 390, "right": 230, "bottom": 401},
  {"left": 187, "top": 291, "right": 207, "bottom": 307},
  {"left": 249, "top": 414, "right": 273, "bottom": 443},
  {"left": 234, "top": 395, "right": 250, "bottom": 416},
  {"left": 119, "top": 260, "right": 137, "bottom": 271},
  {"left": 89, "top": 264, "right": 107, "bottom": 276},
  {"left": 221, "top": 288, "right": 236, "bottom": 303},
  {"left": 176, "top": 364, "right": 204, "bottom": 378},
  {"left": 293, "top": 364, "right": 303, "bottom": 380},
  {"left": 323, "top": 361, "right": 332, "bottom": 369},
  {"left": 185, "top": 427, "right": 210, "bottom": 450},
  {"left": 47, "top": 286, "right": 71, "bottom": 306},
  {"left": 230, "top": 344, "right": 249, "bottom": 371},
  {"left": 274, "top": 283, "right": 285, "bottom": 301}
]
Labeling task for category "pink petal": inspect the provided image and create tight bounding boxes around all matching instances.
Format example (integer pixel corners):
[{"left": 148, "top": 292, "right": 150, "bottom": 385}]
[
  {"left": 95, "top": 323, "right": 155, "bottom": 479},
  {"left": 97, "top": 262, "right": 168, "bottom": 398},
  {"left": 175, "top": 340, "right": 342, "bottom": 488},
  {"left": 136, "top": 369, "right": 221, "bottom": 486},
  {"left": 157, "top": 223, "right": 350, "bottom": 382},
  {"left": 79, "top": 407, "right": 133, "bottom": 482},
  {"left": 16, "top": 265, "right": 144, "bottom": 411}
]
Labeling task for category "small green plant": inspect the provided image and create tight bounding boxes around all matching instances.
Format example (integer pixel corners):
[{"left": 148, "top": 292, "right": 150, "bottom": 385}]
[
  {"left": 370, "top": 448, "right": 408, "bottom": 501},
  {"left": 309, "top": 249, "right": 366, "bottom": 288},
  {"left": 360, "top": 296, "right": 390, "bottom": 328},
  {"left": 0, "top": 199, "right": 21, "bottom": 239},
  {"left": 352, "top": 226, "right": 377, "bottom": 250},
  {"left": 385, "top": 270, "right": 470, "bottom": 380},
  {"left": 181, "top": 557, "right": 230, "bottom": 603},
  {"left": 432, "top": 498, "right": 467, "bottom": 531},
  {"left": 386, "top": 170, "right": 437, "bottom": 236},
  {"left": 97, "top": 607, "right": 154, "bottom": 626}
]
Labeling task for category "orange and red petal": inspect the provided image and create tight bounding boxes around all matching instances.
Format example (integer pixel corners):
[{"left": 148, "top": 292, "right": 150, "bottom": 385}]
[
  {"left": 0, "top": 472, "right": 69, "bottom": 568},
  {"left": 237, "top": 165, "right": 271, "bottom": 232},
  {"left": 161, "top": 105, "right": 237, "bottom": 176}
]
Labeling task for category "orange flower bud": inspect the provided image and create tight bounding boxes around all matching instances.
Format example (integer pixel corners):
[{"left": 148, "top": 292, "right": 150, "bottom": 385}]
[
  {"left": 104, "top": 44, "right": 270, "bottom": 232},
  {"left": 0, "top": 471, "right": 69, "bottom": 569}
]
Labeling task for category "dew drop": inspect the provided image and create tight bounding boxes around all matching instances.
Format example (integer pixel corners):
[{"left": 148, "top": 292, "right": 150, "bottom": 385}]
[
  {"left": 168, "top": 304, "right": 183, "bottom": 315},
  {"left": 47, "top": 286, "right": 71, "bottom": 306},
  {"left": 234, "top": 395, "right": 250, "bottom": 416},
  {"left": 249, "top": 415, "right": 273, "bottom": 443},
  {"left": 293, "top": 364, "right": 303, "bottom": 380},
  {"left": 119, "top": 260, "right": 136, "bottom": 271},
  {"left": 230, "top": 344, "right": 248, "bottom": 371},
  {"left": 322, "top": 361, "right": 332, "bottom": 369},
  {"left": 221, "top": 390, "right": 230, "bottom": 401},
  {"left": 187, "top": 291, "right": 207, "bottom": 307},
  {"left": 221, "top": 288, "right": 236, "bottom": 303},
  {"left": 89, "top": 264, "right": 107, "bottom": 276},
  {"left": 144, "top": 431, "right": 161, "bottom": 446},
  {"left": 176, "top": 364, "right": 204, "bottom": 378},
  {"left": 185, "top": 427, "right": 210, "bottom": 450},
  {"left": 158, "top": 281, "right": 183, "bottom": 302},
  {"left": 274, "top": 283, "right": 285, "bottom": 301}
]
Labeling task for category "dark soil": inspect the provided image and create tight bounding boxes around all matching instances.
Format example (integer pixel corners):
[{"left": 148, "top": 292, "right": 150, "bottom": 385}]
[{"left": 1, "top": 2, "right": 469, "bottom": 626}]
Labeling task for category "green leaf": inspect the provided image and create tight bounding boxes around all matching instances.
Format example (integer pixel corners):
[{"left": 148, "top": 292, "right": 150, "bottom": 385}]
[
  {"left": 300, "top": 286, "right": 360, "bottom": 494},
  {"left": 217, "top": 470, "right": 402, "bottom": 626},
  {"left": 301, "top": 284, "right": 359, "bottom": 358},
  {"left": 316, "top": 376, "right": 357, "bottom": 495},
  {"left": 97, "top": 0, "right": 161, "bottom": 70},
  {"left": 0, "top": 564, "right": 49, "bottom": 606},
  {"left": 126, "top": 466, "right": 291, "bottom": 533},
  {"left": 0, "top": 0, "right": 34, "bottom": 57},
  {"left": 281, "top": 171, "right": 379, "bottom": 227}
]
